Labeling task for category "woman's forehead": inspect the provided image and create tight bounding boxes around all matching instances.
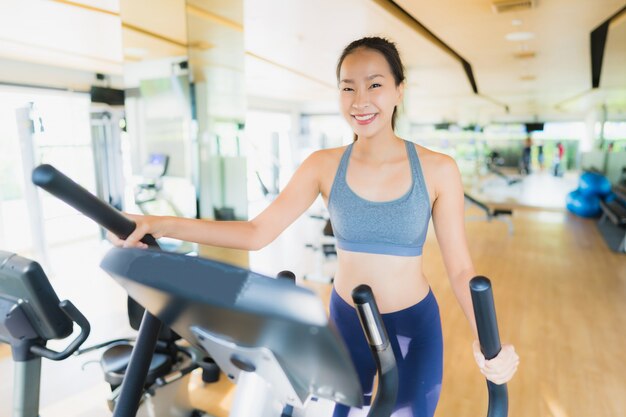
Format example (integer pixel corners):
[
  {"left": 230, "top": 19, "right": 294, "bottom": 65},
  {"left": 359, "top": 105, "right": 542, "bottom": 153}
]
[{"left": 339, "top": 49, "right": 392, "bottom": 79}]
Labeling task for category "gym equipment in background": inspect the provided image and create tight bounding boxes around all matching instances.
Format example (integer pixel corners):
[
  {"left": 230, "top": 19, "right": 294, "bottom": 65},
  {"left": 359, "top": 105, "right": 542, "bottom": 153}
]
[
  {"left": 134, "top": 154, "right": 180, "bottom": 216},
  {"left": 567, "top": 171, "right": 613, "bottom": 218},
  {"left": 578, "top": 171, "right": 611, "bottom": 198},
  {"left": 134, "top": 153, "right": 195, "bottom": 254},
  {"left": 597, "top": 184, "right": 626, "bottom": 253},
  {"left": 567, "top": 190, "right": 602, "bottom": 218},
  {"left": 304, "top": 214, "right": 336, "bottom": 284},
  {"left": 464, "top": 193, "right": 514, "bottom": 235},
  {"left": 486, "top": 152, "right": 522, "bottom": 186}
]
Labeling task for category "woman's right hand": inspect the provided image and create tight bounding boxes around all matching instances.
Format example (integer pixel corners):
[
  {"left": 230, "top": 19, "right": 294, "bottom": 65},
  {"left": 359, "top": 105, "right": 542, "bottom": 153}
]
[{"left": 107, "top": 213, "right": 169, "bottom": 249}]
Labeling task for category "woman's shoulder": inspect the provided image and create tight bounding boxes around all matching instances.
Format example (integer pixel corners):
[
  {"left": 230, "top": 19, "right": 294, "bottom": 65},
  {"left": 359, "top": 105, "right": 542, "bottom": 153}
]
[
  {"left": 307, "top": 145, "right": 349, "bottom": 165},
  {"left": 410, "top": 142, "right": 457, "bottom": 171},
  {"left": 409, "top": 142, "right": 462, "bottom": 199}
]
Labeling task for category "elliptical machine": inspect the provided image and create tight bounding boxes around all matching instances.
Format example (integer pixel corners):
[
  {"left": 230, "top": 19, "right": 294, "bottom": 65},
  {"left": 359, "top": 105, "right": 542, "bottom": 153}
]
[
  {"left": 32, "top": 165, "right": 401, "bottom": 417},
  {"left": 0, "top": 251, "right": 91, "bottom": 417},
  {"left": 32, "top": 163, "right": 509, "bottom": 417},
  {"left": 75, "top": 298, "right": 219, "bottom": 417}
]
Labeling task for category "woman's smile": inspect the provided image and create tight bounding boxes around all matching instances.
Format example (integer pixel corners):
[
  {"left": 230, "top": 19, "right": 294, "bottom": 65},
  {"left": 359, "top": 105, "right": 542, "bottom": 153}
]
[{"left": 353, "top": 113, "right": 378, "bottom": 125}]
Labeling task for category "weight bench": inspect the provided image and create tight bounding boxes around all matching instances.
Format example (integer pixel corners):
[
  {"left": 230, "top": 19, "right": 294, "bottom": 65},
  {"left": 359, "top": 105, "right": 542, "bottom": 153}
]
[
  {"left": 599, "top": 185, "right": 626, "bottom": 252},
  {"left": 464, "top": 193, "right": 514, "bottom": 235}
]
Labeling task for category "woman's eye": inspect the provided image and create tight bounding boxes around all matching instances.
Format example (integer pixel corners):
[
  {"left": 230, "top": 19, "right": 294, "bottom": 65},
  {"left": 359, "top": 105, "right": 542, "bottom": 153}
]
[
  {"left": 342, "top": 87, "right": 353, "bottom": 92},
  {"left": 370, "top": 83, "right": 381, "bottom": 88}
]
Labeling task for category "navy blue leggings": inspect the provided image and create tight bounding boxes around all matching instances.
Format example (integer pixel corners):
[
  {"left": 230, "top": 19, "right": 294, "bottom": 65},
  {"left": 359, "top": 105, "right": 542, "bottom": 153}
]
[{"left": 329, "top": 288, "right": 443, "bottom": 417}]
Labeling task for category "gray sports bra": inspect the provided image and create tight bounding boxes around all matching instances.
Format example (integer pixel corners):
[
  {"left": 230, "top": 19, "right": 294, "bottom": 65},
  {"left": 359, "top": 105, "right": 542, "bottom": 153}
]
[{"left": 327, "top": 140, "right": 431, "bottom": 256}]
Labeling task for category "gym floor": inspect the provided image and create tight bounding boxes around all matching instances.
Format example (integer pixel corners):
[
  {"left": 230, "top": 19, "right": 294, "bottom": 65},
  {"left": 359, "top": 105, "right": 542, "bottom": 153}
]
[{"left": 1, "top": 173, "right": 625, "bottom": 417}]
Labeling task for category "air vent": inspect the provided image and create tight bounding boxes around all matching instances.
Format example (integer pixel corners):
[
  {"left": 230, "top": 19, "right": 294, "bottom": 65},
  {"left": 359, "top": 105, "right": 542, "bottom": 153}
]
[{"left": 492, "top": 0, "right": 536, "bottom": 13}]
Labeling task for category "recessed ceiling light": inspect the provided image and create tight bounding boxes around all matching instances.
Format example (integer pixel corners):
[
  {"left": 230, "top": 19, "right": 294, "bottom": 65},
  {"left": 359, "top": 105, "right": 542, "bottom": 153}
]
[
  {"left": 505, "top": 31, "right": 535, "bottom": 41},
  {"left": 514, "top": 51, "right": 536, "bottom": 59}
]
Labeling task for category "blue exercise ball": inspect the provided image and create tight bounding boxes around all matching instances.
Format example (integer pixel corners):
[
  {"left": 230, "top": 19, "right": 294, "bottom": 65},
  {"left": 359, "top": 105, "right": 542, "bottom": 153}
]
[
  {"left": 604, "top": 192, "right": 617, "bottom": 203},
  {"left": 579, "top": 172, "right": 611, "bottom": 197},
  {"left": 566, "top": 189, "right": 601, "bottom": 218}
]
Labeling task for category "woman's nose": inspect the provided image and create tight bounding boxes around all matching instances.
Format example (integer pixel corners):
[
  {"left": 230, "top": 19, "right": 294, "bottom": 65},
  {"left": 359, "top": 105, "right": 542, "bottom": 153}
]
[{"left": 352, "top": 91, "right": 370, "bottom": 109}]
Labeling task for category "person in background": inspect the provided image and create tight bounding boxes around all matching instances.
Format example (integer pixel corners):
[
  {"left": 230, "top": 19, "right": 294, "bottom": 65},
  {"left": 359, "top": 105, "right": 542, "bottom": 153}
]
[
  {"left": 553, "top": 141, "right": 565, "bottom": 177},
  {"left": 537, "top": 142, "right": 544, "bottom": 171},
  {"left": 521, "top": 136, "right": 532, "bottom": 175}
]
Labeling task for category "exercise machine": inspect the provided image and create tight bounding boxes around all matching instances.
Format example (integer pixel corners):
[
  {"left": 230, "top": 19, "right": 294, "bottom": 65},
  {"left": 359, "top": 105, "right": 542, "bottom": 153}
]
[
  {"left": 464, "top": 193, "right": 514, "bottom": 235},
  {"left": 304, "top": 214, "right": 336, "bottom": 284},
  {"left": 134, "top": 154, "right": 195, "bottom": 254},
  {"left": 134, "top": 154, "right": 180, "bottom": 217},
  {"left": 32, "top": 163, "right": 509, "bottom": 417},
  {"left": 0, "top": 251, "right": 90, "bottom": 417},
  {"left": 75, "top": 301, "right": 218, "bottom": 417},
  {"left": 33, "top": 164, "right": 393, "bottom": 416},
  {"left": 486, "top": 152, "right": 522, "bottom": 186}
]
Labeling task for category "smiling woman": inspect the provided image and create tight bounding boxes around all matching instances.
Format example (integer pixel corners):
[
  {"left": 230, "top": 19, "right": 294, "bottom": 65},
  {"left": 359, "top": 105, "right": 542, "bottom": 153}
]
[
  {"left": 112, "top": 35, "right": 519, "bottom": 417},
  {"left": 336, "top": 37, "right": 405, "bottom": 142}
]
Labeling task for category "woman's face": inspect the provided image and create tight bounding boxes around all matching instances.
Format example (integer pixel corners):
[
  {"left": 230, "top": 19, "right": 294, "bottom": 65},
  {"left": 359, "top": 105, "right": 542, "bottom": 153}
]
[{"left": 338, "top": 48, "right": 404, "bottom": 139}]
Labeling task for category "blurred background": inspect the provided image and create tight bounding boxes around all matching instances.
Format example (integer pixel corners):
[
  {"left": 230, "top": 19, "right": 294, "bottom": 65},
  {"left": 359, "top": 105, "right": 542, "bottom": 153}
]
[
  {"left": 0, "top": 0, "right": 625, "bottom": 416},
  {"left": 0, "top": 0, "right": 624, "bottom": 263}
]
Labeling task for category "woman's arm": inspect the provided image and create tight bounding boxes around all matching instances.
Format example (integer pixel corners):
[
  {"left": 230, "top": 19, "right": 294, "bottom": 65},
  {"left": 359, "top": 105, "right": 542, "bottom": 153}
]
[
  {"left": 120, "top": 151, "right": 324, "bottom": 251},
  {"left": 430, "top": 154, "right": 478, "bottom": 337},
  {"left": 430, "top": 154, "right": 519, "bottom": 385}
]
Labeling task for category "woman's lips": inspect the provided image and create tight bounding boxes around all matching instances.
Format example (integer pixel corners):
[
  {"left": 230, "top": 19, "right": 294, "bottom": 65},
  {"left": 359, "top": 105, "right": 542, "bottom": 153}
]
[{"left": 353, "top": 113, "right": 377, "bottom": 125}]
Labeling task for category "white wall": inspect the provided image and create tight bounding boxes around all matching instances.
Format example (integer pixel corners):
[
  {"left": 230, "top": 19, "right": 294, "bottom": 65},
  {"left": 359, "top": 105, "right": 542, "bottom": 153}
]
[{"left": 0, "top": 0, "right": 123, "bottom": 87}]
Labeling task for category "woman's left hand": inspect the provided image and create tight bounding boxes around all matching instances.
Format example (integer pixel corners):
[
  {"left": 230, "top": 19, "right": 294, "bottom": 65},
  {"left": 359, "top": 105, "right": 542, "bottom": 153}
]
[{"left": 472, "top": 340, "right": 519, "bottom": 385}]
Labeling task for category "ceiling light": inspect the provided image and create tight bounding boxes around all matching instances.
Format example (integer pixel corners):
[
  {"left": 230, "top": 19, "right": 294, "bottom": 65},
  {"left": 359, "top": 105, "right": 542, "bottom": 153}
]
[
  {"left": 492, "top": 0, "right": 536, "bottom": 14},
  {"left": 505, "top": 31, "right": 535, "bottom": 41},
  {"left": 514, "top": 51, "right": 536, "bottom": 59}
]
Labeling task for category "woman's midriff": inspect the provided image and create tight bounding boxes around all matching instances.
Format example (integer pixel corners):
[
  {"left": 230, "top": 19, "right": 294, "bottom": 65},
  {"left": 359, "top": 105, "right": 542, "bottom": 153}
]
[{"left": 332, "top": 249, "right": 431, "bottom": 313}]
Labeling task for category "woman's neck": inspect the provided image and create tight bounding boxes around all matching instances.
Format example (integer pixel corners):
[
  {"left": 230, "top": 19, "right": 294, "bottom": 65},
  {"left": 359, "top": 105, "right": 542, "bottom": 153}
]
[{"left": 354, "top": 130, "right": 404, "bottom": 162}]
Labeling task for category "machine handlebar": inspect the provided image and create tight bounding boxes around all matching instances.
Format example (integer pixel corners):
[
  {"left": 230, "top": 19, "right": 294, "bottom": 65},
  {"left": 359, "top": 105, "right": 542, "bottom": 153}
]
[
  {"left": 470, "top": 276, "right": 509, "bottom": 417},
  {"left": 32, "top": 164, "right": 158, "bottom": 248},
  {"left": 352, "top": 284, "right": 398, "bottom": 417}
]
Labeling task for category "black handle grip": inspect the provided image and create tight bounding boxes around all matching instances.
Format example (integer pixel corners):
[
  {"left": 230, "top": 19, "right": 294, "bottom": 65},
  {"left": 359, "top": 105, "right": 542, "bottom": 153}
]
[
  {"left": 470, "top": 276, "right": 508, "bottom": 417},
  {"left": 470, "top": 276, "right": 501, "bottom": 359},
  {"left": 30, "top": 300, "right": 90, "bottom": 361},
  {"left": 352, "top": 284, "right": 389, "bottom": 349},
  {"left": 276, "top": 270, "right": 296, "bottom": 283},
  {"left": 31, "top": 164, "right": 158, "bottom": 247},
  {"left": 352, "top": 285, "right": 398, "bottom": 417}
]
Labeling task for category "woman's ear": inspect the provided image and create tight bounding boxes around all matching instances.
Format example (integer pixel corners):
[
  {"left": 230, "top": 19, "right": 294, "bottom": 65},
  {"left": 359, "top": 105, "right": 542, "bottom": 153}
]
[{"left": 397, "top": 82, "right": 405, "bottom": 105}]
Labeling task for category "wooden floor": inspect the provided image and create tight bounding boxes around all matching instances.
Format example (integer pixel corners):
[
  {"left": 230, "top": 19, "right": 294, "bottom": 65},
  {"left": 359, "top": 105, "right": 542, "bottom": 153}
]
[
  {"left": 426, "top": 208, "right": 626, "bottom": 417},
  {"left": 190, "top": 207, "right": 626, "bottom": 417},
  {"left": 0, "top": 345, "right": 9, "bottom": 360},
  {"left": 1, "top": 207, "right": 625, "bottom": 417}
]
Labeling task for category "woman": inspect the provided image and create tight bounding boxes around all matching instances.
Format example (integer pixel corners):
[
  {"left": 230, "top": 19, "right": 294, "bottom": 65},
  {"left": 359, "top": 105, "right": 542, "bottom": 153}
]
[{"left": 113, "top": 37, "right": 519, "bottom": 417}]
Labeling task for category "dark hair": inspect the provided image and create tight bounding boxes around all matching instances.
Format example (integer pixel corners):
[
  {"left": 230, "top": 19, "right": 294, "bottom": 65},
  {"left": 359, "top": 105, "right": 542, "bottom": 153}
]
[{"left": 336, "top": 37, "right": 406, "bottom": 140}]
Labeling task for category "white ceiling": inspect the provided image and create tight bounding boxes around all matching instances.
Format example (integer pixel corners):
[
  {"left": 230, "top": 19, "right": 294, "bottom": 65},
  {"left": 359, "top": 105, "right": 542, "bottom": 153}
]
[
  {"left": 243, "top": 0, "right": 626, "bottom": 123},
  {"left": 0, "top": 0, "right": 623, "bottom": 124}
]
